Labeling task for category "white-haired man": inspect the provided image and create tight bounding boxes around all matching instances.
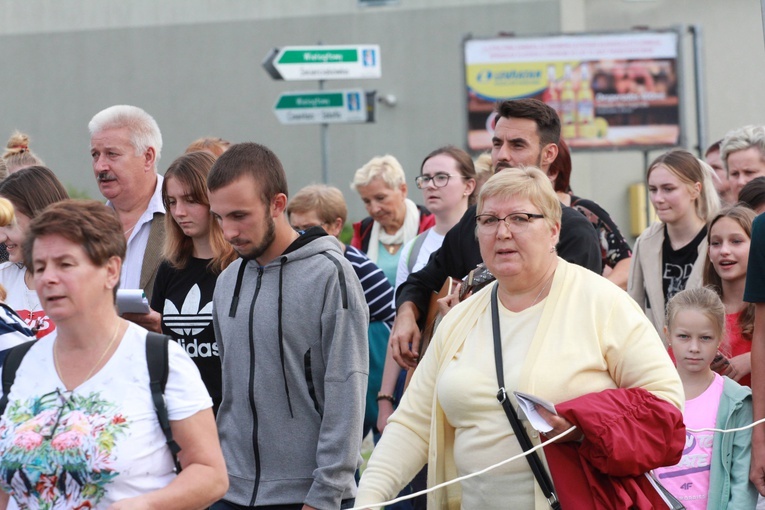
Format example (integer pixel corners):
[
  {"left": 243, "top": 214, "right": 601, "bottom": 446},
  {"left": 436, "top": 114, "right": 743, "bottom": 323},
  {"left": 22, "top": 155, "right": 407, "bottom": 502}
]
[
  {"left": 89, "top": 105, "right": 165, "bottom": 302},
  {"left": 721, "top": 125, "right": 765, "bottom": 199}
]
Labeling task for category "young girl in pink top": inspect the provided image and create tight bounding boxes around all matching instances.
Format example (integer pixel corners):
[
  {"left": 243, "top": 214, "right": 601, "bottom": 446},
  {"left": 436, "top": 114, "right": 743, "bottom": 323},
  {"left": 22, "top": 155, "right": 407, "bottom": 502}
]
[
  {"left": 655, "top": 287, "right": 756, "bottom": 509},
  {"left": 703, "top": 205, "right": 756, "bottom": 387}
]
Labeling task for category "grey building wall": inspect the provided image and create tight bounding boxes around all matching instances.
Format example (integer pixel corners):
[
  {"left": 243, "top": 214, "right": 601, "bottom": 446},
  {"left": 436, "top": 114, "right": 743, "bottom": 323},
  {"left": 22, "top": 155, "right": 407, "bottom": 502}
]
[
  {"left": 1, "top": 0, "right": 763, "bottom": 239},
  {"left": 0, "top": 0, "right": 559, "bottom": 223}
]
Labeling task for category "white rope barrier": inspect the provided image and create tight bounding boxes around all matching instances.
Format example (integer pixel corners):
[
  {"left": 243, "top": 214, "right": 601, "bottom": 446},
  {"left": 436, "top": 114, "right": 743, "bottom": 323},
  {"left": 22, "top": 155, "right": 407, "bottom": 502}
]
[
  {"left": 351, "top": 417, "right": 765, "bottom": 510},
  {"left": 687, "top": 416, "right": 765, "bottom": 434},
  {"left": 349, "top": 426, "right": 578, "bottom": 510}
]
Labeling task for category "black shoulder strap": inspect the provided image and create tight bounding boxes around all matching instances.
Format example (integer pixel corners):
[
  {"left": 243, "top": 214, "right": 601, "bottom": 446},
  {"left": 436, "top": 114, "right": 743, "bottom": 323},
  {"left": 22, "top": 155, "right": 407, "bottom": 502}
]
[
  {"left": 491, "top": 286, "right": 560, "bottom": 509},
  {"left": 0, "top": 340, "right": 36, "bottom": 415},
  {"left": 146, "top": 332, "right": 182, "bottom": 473}
]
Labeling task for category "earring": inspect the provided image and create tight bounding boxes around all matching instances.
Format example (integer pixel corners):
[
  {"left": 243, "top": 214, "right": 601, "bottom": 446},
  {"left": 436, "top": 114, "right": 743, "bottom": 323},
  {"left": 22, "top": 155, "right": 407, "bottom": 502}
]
[{"left": 549, "top": 246, "right": 556, "bottom": 253}]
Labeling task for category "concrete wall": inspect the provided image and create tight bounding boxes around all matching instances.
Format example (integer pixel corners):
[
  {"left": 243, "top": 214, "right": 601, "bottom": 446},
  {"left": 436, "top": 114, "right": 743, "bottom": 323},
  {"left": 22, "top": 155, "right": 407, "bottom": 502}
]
[
  {"left": 0, "top": 0, "right": 559, "bottom": 223},
  {"left": 1, "top": 0, "right": 762, "bottom": 238}
]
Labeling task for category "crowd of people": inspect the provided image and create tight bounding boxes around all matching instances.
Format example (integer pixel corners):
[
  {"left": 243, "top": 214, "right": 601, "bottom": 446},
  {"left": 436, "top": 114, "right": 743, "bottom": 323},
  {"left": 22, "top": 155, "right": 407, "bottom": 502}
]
[{"left": 0, "top": 97, "right": 762, "bottom": 509}]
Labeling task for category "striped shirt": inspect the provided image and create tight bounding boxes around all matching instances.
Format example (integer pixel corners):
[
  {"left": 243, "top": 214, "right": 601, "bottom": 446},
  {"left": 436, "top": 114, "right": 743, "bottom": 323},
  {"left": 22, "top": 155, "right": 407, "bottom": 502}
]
[{"left": 345, "top": 245, "right": 395, "bottom": 326}]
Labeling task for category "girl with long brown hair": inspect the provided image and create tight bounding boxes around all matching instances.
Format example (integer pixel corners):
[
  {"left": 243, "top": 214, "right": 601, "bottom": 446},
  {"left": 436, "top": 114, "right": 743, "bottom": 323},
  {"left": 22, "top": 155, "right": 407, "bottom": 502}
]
[
  {"left": 134, "top": 151, "right": 235, "bottom": 414},
  {"left": 703, "top": 205, "right": 756, "bottom": 386}
]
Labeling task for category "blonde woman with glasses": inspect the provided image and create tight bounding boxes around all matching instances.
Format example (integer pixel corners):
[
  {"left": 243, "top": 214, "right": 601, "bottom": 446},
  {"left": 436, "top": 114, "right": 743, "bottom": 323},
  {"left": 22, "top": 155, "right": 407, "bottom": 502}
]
[{"left": 357, "top": 168, "right": 684, "bottom": 509}]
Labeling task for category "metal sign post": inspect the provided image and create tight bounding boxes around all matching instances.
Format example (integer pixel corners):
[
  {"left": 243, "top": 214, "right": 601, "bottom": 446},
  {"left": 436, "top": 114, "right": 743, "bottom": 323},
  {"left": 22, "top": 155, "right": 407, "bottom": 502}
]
[{"left": 264, "top": 44, "right": 381, "bottom": 183}]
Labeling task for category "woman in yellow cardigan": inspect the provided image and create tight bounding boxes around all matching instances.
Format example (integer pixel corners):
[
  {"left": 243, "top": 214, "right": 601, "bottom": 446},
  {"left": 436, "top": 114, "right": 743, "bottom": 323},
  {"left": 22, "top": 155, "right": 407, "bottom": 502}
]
[{"left": 356, "top": 168, "right": 684, "bottom": 509}]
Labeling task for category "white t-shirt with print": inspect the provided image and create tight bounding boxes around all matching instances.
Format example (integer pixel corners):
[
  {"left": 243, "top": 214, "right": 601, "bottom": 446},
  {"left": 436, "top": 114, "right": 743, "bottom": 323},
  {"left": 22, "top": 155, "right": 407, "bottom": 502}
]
[
  {"left": 0, "top": 262, "right": 55, "bottom": 339},
  {"left": 394, "top": 229, "right": 446, "bottom": 289},
  {"left": 0, "top": 322, "right": 211, "bottom": 509}
]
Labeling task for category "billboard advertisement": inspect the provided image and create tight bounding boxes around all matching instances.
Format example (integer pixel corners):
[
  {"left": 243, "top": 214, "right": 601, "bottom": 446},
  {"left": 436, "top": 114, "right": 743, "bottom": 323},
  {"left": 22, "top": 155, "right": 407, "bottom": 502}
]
[{"left": 465, "top": 31, "right": 681, "bottom": 151}]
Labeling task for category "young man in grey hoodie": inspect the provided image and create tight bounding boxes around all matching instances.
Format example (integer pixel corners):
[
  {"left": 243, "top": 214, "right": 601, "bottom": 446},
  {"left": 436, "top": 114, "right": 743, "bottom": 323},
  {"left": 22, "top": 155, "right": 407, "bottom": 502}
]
[{"left": 208, "top": 143, "right": 369, "bottom": 510}]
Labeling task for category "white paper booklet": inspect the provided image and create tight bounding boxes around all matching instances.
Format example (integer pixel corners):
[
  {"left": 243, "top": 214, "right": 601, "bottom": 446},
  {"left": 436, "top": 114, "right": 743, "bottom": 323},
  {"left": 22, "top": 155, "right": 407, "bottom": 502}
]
[
  {"left": 513, "top": 391, "right": 557, "bottom": 433},
  {"left": 116, "top": 289, "right": 150, "bottom": 314}
]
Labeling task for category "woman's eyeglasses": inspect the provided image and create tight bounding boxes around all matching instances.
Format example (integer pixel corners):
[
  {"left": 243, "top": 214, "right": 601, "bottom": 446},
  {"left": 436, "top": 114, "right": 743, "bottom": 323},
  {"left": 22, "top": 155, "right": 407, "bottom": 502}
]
[
  {"left": 475, "top": 212, "right": 544, "bottom": 234},
  {"left": 415, "top": 173, "right": 464, "bottom": 189},
  {"left": 292, "top": 223, "right": 327, "bottom": 233}
]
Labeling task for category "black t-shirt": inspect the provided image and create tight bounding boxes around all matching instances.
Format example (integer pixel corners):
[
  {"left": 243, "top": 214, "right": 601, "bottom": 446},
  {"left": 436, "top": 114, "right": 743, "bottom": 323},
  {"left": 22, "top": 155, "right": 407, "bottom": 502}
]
[
  {"left": 662, "top": 225, "right": 707, "bottom": 305},
  {"left": 151, "top": 257, "right": 222, "bottom": 414}
]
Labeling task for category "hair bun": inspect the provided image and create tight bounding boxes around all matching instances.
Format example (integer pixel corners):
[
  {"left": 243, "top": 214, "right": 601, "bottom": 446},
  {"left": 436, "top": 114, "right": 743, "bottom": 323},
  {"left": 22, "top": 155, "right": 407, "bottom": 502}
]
[{"left": 5, "top": 131, "right": 30, "bottom": 155}]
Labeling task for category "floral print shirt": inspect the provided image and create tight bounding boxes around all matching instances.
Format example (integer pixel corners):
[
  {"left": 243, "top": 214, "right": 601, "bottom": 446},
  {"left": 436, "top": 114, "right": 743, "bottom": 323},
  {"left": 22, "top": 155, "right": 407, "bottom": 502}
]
[{"left": 0, "top": 323, "right": 211, "bottom": 509}]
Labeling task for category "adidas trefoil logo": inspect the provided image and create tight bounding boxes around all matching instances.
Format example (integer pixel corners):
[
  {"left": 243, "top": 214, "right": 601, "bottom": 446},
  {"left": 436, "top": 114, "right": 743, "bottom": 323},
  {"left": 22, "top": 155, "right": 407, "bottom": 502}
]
[{"left": 163, "top": 284, "right": 213, "bottom": 336}]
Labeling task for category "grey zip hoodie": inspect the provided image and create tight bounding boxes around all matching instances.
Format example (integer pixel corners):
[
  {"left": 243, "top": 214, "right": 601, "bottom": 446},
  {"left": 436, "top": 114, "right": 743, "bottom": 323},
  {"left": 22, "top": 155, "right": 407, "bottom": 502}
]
[{"left": 213, "top": 229, "right": 369, "bottom": 509}]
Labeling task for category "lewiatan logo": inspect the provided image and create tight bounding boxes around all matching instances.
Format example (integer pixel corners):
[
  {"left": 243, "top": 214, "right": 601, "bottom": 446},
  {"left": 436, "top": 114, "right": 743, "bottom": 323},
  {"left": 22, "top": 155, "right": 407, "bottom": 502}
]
[{"left": 475, "top": 69, "right": 542, "bottom": 84}]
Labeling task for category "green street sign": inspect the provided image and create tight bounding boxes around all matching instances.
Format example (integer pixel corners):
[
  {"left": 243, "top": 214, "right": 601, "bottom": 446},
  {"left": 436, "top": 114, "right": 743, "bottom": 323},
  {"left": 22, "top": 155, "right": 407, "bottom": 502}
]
[
  {"left": 275, "top": 93, "right": 344, "bottom": 109},
  {"left": 263, "top": 45, "right": 381, "bottom": 81},
  {"left": 273, "top": 90, "right": 370, "bottom": 124},
  {"left": 278, "top": 49, "right": 358, "bottom": 64}
]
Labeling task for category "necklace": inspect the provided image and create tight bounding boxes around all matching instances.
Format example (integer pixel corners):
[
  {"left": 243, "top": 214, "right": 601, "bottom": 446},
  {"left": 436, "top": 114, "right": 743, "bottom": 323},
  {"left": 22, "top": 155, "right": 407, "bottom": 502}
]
[
  {"left": 54, "top": 321, "right": 122, "bottom": 384},
  {"left": 383, "top": 243, "right": 401, "bottom": 255},
  {"left": 124, "top": 224, "right": 136, "bottom": 236},
  {"left": 529, "top": 270, "right": 555, "bottom": 308}
]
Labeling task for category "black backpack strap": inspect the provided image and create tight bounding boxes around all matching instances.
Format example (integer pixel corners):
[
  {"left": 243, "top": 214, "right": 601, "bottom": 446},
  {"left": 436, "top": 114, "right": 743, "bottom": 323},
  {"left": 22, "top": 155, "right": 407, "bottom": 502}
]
[
  {"left": 146, "top": 332, "right": 182, "bottom": 473},
  {"left": 0, "top": 340, "right": 36, "bottom": 415}
]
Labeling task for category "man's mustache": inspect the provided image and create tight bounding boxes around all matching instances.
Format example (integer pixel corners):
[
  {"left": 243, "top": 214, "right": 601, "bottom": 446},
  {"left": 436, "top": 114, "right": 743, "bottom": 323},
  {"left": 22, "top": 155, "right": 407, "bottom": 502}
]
[{"left": 97, "top": 171, "right": 116, "bottom": 182}]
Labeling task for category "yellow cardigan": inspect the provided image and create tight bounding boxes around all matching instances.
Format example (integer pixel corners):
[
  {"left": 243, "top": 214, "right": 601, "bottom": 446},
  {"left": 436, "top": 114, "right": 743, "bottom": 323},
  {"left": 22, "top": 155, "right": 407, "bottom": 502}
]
[{"left": 356, "top": 259, "right": 683, "bottom": 510}]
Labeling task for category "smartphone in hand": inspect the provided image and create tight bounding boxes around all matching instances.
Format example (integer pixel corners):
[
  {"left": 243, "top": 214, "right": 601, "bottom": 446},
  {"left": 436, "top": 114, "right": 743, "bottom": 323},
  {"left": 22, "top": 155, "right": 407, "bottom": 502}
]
[{"left": 710, "top": 351, "right": 731, "bottom": 375}]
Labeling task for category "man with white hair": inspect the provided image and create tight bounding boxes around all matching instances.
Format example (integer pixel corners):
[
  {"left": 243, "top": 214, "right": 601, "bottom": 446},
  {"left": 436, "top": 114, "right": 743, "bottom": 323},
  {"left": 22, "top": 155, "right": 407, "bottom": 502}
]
[
  {"left": 89, "top": 105, "right": 165, "bottom": 301},
  {"left": 721, "top": 125, "right": 765, "bottom": 199}
]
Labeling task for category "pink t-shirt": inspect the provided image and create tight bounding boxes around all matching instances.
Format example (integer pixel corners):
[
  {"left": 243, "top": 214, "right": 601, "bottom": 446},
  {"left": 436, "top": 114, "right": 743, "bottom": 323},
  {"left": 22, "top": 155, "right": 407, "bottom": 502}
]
[{"left": 654, "top": 373, "right": 723, "bottom": 509}]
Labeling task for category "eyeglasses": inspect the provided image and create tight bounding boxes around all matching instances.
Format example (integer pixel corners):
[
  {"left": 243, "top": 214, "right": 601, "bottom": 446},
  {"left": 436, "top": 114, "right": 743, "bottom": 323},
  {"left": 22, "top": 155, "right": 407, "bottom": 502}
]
[
  {"left": 292, "top": 223, "right": 326, "bottom": 233},
  {"left": 475, "top": 212, "right": 545, "bottom": 234},
  {"left": 415, "top": 173, "right": 464, "bottom": 189}
]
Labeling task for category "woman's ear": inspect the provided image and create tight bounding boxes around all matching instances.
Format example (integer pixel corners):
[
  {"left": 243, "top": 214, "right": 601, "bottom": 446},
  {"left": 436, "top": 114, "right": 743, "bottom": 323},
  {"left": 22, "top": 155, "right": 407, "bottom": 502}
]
[
  {"left": 464, "top": 178, "right": 477, "bottom": 197},
  {"left": 549, "top": 221, "right": 561, "bottom": 247},
  {"left": 105, "top": 255, "right": 122, "bottom": 290},
  {"left": 690, "top": 181, "right": 702, "bottom": 199},
  {"left": 327, "top": 217, "right": 344, "bottom": 237}
]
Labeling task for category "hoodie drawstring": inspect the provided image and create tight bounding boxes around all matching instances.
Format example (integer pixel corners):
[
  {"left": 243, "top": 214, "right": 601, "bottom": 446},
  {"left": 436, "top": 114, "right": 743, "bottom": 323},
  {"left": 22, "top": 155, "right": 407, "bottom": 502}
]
[
  {"left": 277, "top": 257, "right": 294, "bottom": 418},
  {"left": 229, "top": 260, "right": 248, "bottom": 318}
]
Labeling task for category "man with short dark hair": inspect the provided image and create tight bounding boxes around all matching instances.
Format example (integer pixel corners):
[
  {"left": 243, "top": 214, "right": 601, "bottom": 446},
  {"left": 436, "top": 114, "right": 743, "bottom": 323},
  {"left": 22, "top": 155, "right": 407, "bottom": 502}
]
[
  {"left": 208, "top": 143, "right": 369, "bottom": 510},
  {"left": 391, "top": 98, "right": 601, "bottom": 368}
]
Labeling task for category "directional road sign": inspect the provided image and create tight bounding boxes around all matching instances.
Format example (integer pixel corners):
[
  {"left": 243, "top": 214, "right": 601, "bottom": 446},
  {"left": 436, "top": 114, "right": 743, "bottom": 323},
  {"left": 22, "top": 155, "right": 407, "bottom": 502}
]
[
  {"left": 273, "top": 89, "right": 370, "bottom": 125},
  {"left": 263, "top": 45, "right": 381, "bottom": 81}
]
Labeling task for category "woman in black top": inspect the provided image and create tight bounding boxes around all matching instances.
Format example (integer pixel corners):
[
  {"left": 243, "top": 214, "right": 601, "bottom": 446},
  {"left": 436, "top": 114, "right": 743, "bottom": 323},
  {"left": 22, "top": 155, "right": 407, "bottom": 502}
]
[
  {"left": 135, "top": 151, "right": 236, "bottom": 414},
  {"left": 628, "top": 149, "right": 720, "bottom": 345}
]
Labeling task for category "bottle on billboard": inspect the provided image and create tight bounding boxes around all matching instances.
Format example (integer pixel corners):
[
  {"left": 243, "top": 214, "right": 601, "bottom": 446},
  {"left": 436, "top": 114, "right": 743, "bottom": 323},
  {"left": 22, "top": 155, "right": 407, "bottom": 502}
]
[
  {"left": 541, "top": 65, "right": 560, "bottom": 117},
  {"left": 576, "top": 63, "right": 595, "bottom": 139},
  {"left": 560, "top": 64, "right": 577, "bottom": 140}
]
